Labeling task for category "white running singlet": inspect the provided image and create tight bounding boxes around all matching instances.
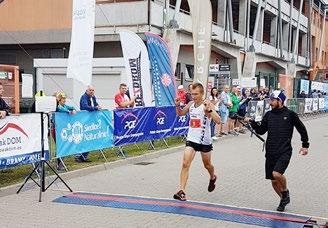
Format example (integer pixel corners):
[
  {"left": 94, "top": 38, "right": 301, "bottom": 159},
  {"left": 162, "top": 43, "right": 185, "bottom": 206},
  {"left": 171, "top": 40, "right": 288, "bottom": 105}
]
[{"left": 186, "top": 103, "right": 212, "bottom": 145}]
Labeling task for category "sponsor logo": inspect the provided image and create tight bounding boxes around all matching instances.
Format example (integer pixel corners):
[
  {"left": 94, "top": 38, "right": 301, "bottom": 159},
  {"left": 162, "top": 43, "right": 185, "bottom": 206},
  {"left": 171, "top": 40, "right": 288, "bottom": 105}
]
[
  {"left": 178, "top": 115, "right": 187, "bottom": 123},
  {"left": 61, "top": 122, "right": 84, "bottom": 144},
  {"left": 121, "top": 113, "right": 138, "bottom": 130},
  {"left": 161, "top": 73, "right": 172, "bottom": 87},
  {"left": 0, "top": 122, "right": 29, "bottom": 152},
  {"left": 154, "top": 110, "right": 167, "bottom": 125}
]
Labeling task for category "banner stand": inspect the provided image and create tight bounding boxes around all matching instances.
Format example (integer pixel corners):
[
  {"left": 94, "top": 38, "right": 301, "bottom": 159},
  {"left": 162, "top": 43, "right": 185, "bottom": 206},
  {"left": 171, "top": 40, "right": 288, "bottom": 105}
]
[
  {"left": 17, "top": 113, "right": 73, "bottom": 202},
  {"left": 117, "top": 146, "right": 127, "bottom": 158},
  {"left": 97, "top": 149, "right": 108, "bottom": 163},
  {"left": 58, "top": 157, "right": 69, "bottom": 172}
]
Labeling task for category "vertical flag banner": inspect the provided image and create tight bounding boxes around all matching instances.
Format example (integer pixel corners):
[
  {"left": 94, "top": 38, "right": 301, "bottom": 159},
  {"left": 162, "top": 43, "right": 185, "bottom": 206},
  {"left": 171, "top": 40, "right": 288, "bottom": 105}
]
[
  {"left": 119, "top": 30, "right": 153, "bottom": 107},
  {"left": 67, "top": 0, "right": 95, "bottom": 86},
  {"left": 163, "top": 29, "right": 181, "bottom": 74},
  {"left": 145, "top": 32, "right": 177, "bottom": 106},
  {"left": 188, "top": 0, "right": 212, "bottom": 88}
]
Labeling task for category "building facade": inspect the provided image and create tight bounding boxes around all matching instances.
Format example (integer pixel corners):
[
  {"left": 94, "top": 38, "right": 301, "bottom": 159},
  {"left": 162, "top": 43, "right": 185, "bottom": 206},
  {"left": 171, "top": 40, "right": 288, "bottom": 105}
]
[{"left": 0, "top": 0, "right": 327, "bottom": 108}]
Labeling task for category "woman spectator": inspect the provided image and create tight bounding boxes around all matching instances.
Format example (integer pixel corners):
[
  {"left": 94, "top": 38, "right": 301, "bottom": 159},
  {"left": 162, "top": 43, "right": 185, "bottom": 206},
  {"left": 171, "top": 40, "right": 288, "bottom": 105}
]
[
  {"left": 55, "top": 92, "right": 77, "bottom": 170},
  {"left": 208, "top": 87, "right": 221, "bottom": 140},
  {"left": 237, "top": 88, "right": 252, "bottom": 133}
]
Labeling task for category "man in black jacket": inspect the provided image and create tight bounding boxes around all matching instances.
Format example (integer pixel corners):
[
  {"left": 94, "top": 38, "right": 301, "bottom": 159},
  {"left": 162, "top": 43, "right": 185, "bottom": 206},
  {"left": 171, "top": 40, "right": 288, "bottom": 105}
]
[
  {"left": 0, "top": 82, "right": 10, "bottom": 118},
  {"left": 245, "top": 90, "right": 309, "bottom": 212}
]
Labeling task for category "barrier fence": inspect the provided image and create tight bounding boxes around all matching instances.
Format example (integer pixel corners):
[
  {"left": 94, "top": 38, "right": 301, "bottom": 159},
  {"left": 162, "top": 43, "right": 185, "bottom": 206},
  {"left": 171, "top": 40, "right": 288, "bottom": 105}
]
[{"left": 1, "top": 97, "right": 328, "bottom": 171}]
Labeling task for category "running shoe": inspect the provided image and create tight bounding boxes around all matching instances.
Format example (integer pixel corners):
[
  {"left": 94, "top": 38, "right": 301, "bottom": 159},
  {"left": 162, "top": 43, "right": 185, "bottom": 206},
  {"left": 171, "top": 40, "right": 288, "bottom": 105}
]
[
  {"left": 173, "top": 190, "right": 187, "bottom": 201},
  {"left": 208, "top": 175, "right": 217, "bottom": 192}
]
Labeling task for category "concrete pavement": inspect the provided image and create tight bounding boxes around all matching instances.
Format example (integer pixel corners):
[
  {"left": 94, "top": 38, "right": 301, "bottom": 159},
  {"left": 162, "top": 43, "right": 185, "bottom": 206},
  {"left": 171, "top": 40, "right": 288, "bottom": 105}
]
[{"left": 0, "top": 115, "right": 327, "bottom": 228}]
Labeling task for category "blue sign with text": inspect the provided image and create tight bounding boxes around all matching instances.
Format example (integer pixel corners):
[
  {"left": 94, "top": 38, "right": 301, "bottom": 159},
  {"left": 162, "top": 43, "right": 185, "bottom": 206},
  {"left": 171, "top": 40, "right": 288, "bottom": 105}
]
[{"left": 55, "top": 110, "right": 114, "bottom": 158}]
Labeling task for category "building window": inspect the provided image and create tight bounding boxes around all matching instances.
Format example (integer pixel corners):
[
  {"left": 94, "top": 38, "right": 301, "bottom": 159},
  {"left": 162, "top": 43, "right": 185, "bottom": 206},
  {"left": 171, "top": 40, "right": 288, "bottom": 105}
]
[{"left": 185, "top": 64, "right": 194, "bottom": 79}]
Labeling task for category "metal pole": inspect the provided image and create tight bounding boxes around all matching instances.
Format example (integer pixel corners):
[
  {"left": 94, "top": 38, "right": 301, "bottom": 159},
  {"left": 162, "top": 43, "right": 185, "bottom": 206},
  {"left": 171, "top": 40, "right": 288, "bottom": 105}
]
[
  {"left": 251, "top": 0, "right": 263, "bottom": 49},
  {"left": 278, "top": 0, "right": 284, "bottom": 58},
  {"left": 227, "top": 0, "right": 235, "bottom": 43},
  {"left": 288, "top": 0, "right": 293, "bottom": 58},
  {"left": 292, "top": 0, "right": 304, "bottom": 60}
]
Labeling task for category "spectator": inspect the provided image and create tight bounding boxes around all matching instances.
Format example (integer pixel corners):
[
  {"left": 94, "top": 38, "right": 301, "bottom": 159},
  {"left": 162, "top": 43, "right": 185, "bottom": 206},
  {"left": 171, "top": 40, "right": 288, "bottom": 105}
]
[
  {"left": 250, "top": 87, "right": 259, "bottom": 100},
  {"left": 115, "top": 83, "right": 135, "bottom": 108},
  {"left": 55, "top": 92, "right": 77, "bottom": 170},
  {"left": 78, "top": 85, "right": 101, "bottom": 162},
  {"left": 228, "top": 86, "right": 240, "bottom": 136},
  {"left": 237, "top": 88, "right": 252, "bottom": 134},
  {"left": 177, "top": 85, "right": 187, "bottom": 105},
  {"left": 185, "top": 84, "right": 193, "bottom": 104},
  {"left": 80, "top": 85, "right": 102, "bottom": 112},
  {"left": 311, "top": 89, "right": 318, "bottom": 98},
  {"left": 0, "top": 82, "right": 10, "bottom": 118},
  {"left": 208, "top": 87, "right": 221, "bottom": 140},
  {"left": 298, "top": 91, "right": 307, "bottom": 98},
  {"left": 219, "top": 85, "right": 231, "bottom": 136}
]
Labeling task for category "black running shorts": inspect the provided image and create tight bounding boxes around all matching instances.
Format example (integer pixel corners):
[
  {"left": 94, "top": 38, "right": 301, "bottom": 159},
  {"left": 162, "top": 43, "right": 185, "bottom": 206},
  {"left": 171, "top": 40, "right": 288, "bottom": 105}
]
[
  {"left": 265, "top": 153, "right": 291, "bottom": 180},
  {"left": 186, "top": 141, "right": 213, "bottom": 153}
]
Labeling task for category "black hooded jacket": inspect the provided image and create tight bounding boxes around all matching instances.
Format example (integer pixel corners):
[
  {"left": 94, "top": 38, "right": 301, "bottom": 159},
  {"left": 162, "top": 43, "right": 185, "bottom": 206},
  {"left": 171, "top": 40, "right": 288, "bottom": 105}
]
[{"left": 250, "top": 106, "right": 309, "bottom": 158}]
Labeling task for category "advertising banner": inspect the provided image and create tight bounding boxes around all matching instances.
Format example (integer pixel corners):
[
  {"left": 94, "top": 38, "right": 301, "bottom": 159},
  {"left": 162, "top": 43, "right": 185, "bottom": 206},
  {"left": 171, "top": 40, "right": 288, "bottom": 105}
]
[
  {"left": 149, "top": 106, "right": 189, "bottom": 140},
  {"left": 325, "top": 97, "right": 328, "bottom": 111},
  {"left": 120, "top": 30, "right": 153, "bottom": 107},
  {"left": 318, "top": 98, "right": 325, "bottom": 110},
  {"left": 0, "top": 114, "right": 49, "bottom": 169},
  {"left": 55, "top": 110, "right": 113, "bottom": 157},
  {"left": 145, "top": 32, "right": 177, "bottom": 106},
  {"left": 312, "top": 98, "right": 319, "bottom": 112},
  {"left": 114, "top": 107, "right": 153, "bottom": 146},
  {"left": 304, "top": 98, "right": 313, "bottom": 113},
  {"left": 67, "top": 0, "right": 95, "bottom": 86},
  {"left": 114, "top": 106, "right": 189, "bottom": 146}
]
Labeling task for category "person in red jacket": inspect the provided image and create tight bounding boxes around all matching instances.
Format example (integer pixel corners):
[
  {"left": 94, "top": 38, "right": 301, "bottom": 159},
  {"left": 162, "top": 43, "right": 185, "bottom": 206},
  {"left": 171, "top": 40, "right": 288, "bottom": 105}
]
[
  {"left": 114, "top": 83, "right": 135, "bottom": 109},
  {"left": 177, "top": 85, "right": 187, "bottom": 105}
]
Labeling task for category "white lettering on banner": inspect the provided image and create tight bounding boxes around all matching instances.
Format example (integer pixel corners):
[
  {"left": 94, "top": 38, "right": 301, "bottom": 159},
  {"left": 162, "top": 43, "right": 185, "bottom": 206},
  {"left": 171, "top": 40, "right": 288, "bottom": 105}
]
[
  {"left": 149, "top": 129, "right": 171, "bottom": 134},
  {"left": 174, "top": 126, "right": 189, "bottom": 131},
  {"left": 178, "top": 116, "right": 186, "bottom": 123},
  {"left": 157, "top": 117, "right": 165, "bottom": 125},
  {"left": 124, "top": 120, "right": 137, "bottom": 129},
  {"left": 116, "top": 132, "right": 144, "bottom": 139}
]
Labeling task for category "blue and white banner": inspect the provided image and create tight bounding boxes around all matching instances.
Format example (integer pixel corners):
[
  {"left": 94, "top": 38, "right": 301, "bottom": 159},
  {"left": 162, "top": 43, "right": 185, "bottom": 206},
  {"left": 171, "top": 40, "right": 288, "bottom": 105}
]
[
  {"left": 0, "top": 114, "right": 49, "bottom": 169},
  {"left": 114, "top": 106, "right": 189, "bottom": 146},
  {"left": 304, "top": 98, "right": 313, "bottom": 113},
  {"left": 145, "top": 32, "right": 177, "bottom": 107},
  {"left": 55, "top": 110, "right": 113, "bottom": 158},
  {"left": 300, "top": 79, "right": 310, "bottom": 94},
  {"left": 149, "top": 107, "right": 189, "bottom": 140},
  {"left": 114, "top": 107, "right": 153, "bottom": 146},
  {"left": 325, "top": 97, "right": 328, "bottom": 111},
  {"left": 319, "top": 98, "right": 325, "bottom": 110}
]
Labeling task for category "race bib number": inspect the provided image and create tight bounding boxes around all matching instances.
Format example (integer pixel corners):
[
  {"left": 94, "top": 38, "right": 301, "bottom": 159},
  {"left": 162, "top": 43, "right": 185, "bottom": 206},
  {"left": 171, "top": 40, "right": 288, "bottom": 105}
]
[{"left": 190, "top": 118, "right": 201, "bottom": 128}]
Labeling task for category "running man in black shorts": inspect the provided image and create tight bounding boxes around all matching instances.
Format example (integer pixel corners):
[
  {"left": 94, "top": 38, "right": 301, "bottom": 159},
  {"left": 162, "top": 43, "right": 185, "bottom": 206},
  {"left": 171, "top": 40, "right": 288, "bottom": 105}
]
[
  {"left": 245, "top": 90, "right": 309, "bottom": 211},
  {"left": 173, "top": 83, "right": 221, "bottom": 201}
]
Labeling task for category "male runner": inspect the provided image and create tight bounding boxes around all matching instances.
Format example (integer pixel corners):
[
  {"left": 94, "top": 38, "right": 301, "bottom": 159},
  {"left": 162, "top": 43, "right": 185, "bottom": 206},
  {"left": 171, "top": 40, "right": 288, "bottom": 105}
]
[{"left": 173, "top": 83, "right": 221, "bottom": 201}]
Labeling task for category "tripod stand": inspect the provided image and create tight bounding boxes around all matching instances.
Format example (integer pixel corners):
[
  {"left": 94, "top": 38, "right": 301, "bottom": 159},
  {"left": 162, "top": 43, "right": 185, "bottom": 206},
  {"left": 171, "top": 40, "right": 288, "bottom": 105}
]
[{"left": 17, "top": 112, "right": 72, "bottom": 202}]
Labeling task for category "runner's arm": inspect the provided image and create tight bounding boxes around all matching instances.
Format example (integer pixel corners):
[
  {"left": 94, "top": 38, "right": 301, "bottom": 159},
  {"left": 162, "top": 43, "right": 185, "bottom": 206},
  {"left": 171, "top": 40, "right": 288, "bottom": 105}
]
[{"left": 175, "top": 98, "right": 191, "bottom": 116}]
